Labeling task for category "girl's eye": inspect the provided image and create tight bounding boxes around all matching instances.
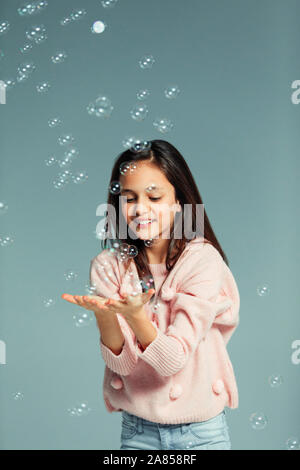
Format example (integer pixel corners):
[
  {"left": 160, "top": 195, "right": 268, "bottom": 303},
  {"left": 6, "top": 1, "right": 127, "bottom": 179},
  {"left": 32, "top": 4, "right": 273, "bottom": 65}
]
[{"left": 126, "top": 197, "right": 161, "bottom": 203}]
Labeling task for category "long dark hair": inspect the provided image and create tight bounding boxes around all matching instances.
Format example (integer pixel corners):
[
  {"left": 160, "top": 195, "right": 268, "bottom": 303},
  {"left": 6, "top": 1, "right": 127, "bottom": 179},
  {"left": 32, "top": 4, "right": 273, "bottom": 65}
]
[{"left": 99, "top": 139, "right": 229, "bottom": 286}]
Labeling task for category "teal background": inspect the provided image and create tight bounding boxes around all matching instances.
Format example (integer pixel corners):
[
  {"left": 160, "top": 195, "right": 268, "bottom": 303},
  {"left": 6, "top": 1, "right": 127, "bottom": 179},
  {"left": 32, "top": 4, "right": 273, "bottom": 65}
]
[{"left": 1, "top": 0, "right": 300, "bottom": 450}]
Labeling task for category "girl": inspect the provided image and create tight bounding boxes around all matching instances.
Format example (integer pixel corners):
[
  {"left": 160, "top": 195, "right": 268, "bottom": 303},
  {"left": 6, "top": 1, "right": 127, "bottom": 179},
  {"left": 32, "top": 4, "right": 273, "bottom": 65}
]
[{"left": 62, "top": 139, "right": 240, "bottom": 450}]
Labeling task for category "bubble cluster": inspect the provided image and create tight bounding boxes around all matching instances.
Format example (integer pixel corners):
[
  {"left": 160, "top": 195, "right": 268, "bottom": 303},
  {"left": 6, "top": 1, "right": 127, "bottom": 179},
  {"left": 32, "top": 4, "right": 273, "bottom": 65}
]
[
  {"left": 26, "top": 24, "right": 47, "bottom": 44},
  {"left": 119, "top": 161, "right": 138, "bottom": 175},
  {"left": 72, "top": 170, "right": 88, "bottom": 184},
  {"left": 87, "top": 95, "right": 114, "bottom": 118},
  {"left": 58, "top": 134, "right": 75, "bottom": 146},
  {"left": 137, "top": 89, "right": 150, "bottom": 100},
  {"left": 60, "top": 8, "right": 87, "bottom": 26},
  {"left": 18, "top": 1, "right": 48, "bottom": 16},
  {"left": 153, "top": 117, "right": 174, "bottom": 133},
  {"left": 91, "top": 21, "right": 106, "bottom": 34},
  {"left": 20, "top": 43, "right": 33, "bottom": 54},
  {"left": 51, "top": 51, "right": 68, "bottom": 64},
  {"left": 72, "top": 311, "right": 93, "bottom": 327},
  {"left": 67, "top": 401, "right": 91, "bottom": 416},
  {"left": 53, "top": 170, "right": 73, "bottom": 189},
  {"left": 2, "top": 79, "right": 16, "bottom": 91},
  {"left": 257, "top": 284, "right": 270, "bottom": 296},
  {"left": 48, "top": 117, "right": 62, "bottom": 128},
  {"left": 37, "top": 81, "right": 51, "bottom": 93},
  {"left": 0, "top": 236, "right": 14, "bottom": 247},
  {"left": 58, "top": 147, "right": 79, "bottom": 168},
  {"left": 130, "top": 103, "right": 149, "bottom": 121},
  {"left": 268, "top": 374, "right": 283, "bottom": 388},
  {"left": 17, "top": 61, "right": 36, "bottom": 82},
  {"left": 164, "top": 84, "right": 180, "bottom": 99},
  {"left": 45, "top": 156, "right": 56, "bottom": 166},
  {"left": 109, "top": 181, "right": 122, "bottom": 195},
  {"left": 139, "top": 54, "right": 155, "bottom": 69},
  {"left": 0, "top": 201, "right": 8, "bottom": 215},
  {"left": 0, "top": 21, "right": 10, "bottom": 36},
  {"left": 249, "top": 412, "right": 268, "bottom": 430},
  {"left": 101, "top": 0, "right": 118, "bottom": 7},
  {"left": 131, "top": 140, "right": 151, "bottom": 153}
]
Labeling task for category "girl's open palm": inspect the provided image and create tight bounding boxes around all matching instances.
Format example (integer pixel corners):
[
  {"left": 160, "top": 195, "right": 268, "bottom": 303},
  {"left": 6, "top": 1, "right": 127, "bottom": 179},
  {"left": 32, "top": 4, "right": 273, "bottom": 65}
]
[{"left": 61, "top": 288, "right": 155, "bottom": 322}]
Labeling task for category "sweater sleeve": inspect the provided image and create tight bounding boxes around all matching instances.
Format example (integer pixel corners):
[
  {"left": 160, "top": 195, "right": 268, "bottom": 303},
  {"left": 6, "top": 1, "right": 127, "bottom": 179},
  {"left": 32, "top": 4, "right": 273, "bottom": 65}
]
[
  {"left": 136, "top": 244, "right": 232, "bottom": 377},
  {"left": 89, "top": 251, "right": 138, "bottom": 376}
]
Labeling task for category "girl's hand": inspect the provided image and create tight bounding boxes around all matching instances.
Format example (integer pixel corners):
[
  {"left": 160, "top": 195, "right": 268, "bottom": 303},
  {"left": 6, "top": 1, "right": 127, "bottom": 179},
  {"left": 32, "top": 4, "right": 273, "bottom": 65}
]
[
  {"left": 100, "top": 289, "right": 156, "bottom": 322},
  {"left": 61, "top": 293, "right": 111, "bottom": 319}
]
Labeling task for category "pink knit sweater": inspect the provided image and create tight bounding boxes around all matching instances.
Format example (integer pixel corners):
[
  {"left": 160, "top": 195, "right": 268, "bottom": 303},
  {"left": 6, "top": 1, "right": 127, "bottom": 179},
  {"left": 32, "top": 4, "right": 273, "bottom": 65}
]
[{"left": 89, "top": 237, "right": 240, "bottom": 424}]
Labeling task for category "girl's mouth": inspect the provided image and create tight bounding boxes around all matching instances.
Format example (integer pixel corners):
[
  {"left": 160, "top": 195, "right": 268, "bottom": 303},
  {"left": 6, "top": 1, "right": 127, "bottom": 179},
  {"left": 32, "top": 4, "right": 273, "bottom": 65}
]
[{"left": 136, "top": 220, "right": 156, "bottom": 229}]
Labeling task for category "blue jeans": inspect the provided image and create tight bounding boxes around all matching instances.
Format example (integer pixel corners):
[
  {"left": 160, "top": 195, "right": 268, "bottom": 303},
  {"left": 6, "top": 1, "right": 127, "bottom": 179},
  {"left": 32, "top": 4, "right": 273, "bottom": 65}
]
[{"left": 120, "top": 409, "right": 231, "bottom": 450}]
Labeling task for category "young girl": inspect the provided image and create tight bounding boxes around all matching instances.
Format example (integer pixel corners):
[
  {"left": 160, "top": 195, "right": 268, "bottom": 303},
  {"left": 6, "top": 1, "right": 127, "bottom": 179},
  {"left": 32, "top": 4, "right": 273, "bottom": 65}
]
[{"left": 62, "top": 139, "right": 240, "bottom": 450}]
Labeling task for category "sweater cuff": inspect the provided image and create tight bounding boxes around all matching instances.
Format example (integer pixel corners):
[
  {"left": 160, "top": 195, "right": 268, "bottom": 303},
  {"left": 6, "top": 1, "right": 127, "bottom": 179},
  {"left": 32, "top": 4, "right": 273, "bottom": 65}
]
[
  {"left": 100, "top": 332, "right": 138, "bottom": 376},
  {"left": 136, "top": 321, "right": 185, "bottom": 376}
]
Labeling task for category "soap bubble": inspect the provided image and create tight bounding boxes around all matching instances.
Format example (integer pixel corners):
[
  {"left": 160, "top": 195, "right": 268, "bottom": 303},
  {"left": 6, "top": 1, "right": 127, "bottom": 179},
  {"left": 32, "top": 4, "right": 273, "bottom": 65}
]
[
  {"left": 20, "top": 43, "right": 33, "bottom": 54},
  {"left": 131, "top": 139, "right": 151, "bottom": 153},
  {"left": 45, "top": 156, "right": 56, "bottom": 166},
  {"left": 64, "top": 270, "right": 78, "bottom": 281},
  {"left": 67, "top": 401, "right": 91, "bottom": 416},
  {"left": 70, "top": 8, "right": 87, "bottom": 21},
  {"left": 109, "top": 181, "right": 122, "bottom": 195},
  {"left": 91, "top": 21, "right": 106, "bottom": 34},
  {"left": 128, "top": 245, "right": 138, "bottom": 258},
  {"left": 58, "top": 134, "right": 75, "bottom": 146},
  {"left": 257, "top": 284, "right": 270, "bottom": 297},
  {"left": 43, "top": 298, "right": 55, "bottom": 308},
  {"left": 153, "top": 117, "right": 174, "bottom": 133},
  {"left": 48, "top": 117, "right": 62, "bottom": 128},
  {"left": 26, "top": 24, "right": 47, "bottom": 44},
  {"left": 12, "top": 391, "right": 24, "bottom": 400},
  {"left": 87, "top": 95, "right": 114, "bottom": 118},
  {"left": 73, "top": 311, "right": 93, "bottom": 327},
  {"left": 164, "top": 84, "right": 180, "bottom": 99},
  {"left": 36, "top": 81, "right": 51, "bottom": 93},
  {"left": 17, "top": 61, "right": 36, "bottom": 80},
  {"left": 122, "top": 136, "right": 138, "bottom": 149},
  {"left": 119, "top": 161, "right": 138, "bottom": 176},
  {"left": 0, "top": 21, "right": 10, "bottom": 36},
  {"left": 139, "top": 54, "right": 155, "bottom": 69},
  {"left": 249, "top": 412, "right": 268, "bottom": 430},
  {"left": 60, "top": 17, "right": 72, "bottom": 26},
  {"left": 130, "top": 103, "right": 149, "bottom": 121},
  {"left": 0, "top": 202, "right": 8, "bottom": 215},
  {"left": 53, "top": 179, "right": 68, "bottom": 190},
  {"left": 285, "top": 437, "right": 300, "bottom": 450},
  {"left": 142, "top": 274, "right": 155, "bottom": 292},
  {"left": 65, "top": 147, "right": 79, "bottom": 159},
  {"left": 137, "top": 89, "right": 150, "bottom": 100},
  {"left": 144, "top": 239, "right": 154, "bottom": 247},
  {"left": 0, "top": 236, "right": 14, "bottom": 247},
  {"left": 51, "top": 51, "right": 67, "bottom": 64},
  {"left": 0, "top": 50, "right": 4, "bottom": 60},
  {"left": 72, "top": 170, "right": 88, "bottom": 184},
  {"left": 101, "top": 0, "right": 118, "bottom": 7},
  {"left": 268, "top": 374, "right": 283, "bottom": 388}
]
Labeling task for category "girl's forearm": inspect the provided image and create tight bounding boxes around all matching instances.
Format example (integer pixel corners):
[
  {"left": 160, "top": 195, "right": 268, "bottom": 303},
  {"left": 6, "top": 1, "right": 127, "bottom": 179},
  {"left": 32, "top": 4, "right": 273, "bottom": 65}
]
[{"left": 96, "top": 313, "right": 125, "bottom": 356}]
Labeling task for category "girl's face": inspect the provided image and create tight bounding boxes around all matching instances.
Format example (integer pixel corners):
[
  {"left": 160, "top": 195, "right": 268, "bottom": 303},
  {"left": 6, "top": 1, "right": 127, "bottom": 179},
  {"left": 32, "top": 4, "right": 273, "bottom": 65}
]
[{"left": 119, "top": 161, "right": 181, "bottom": 241}]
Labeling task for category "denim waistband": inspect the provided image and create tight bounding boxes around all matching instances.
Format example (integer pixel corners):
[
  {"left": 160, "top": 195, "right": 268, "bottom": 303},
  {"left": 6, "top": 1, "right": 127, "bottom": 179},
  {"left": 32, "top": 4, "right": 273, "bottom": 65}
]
[{"left": 122, "top": 409, "right": 225, "bottom": 428}]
